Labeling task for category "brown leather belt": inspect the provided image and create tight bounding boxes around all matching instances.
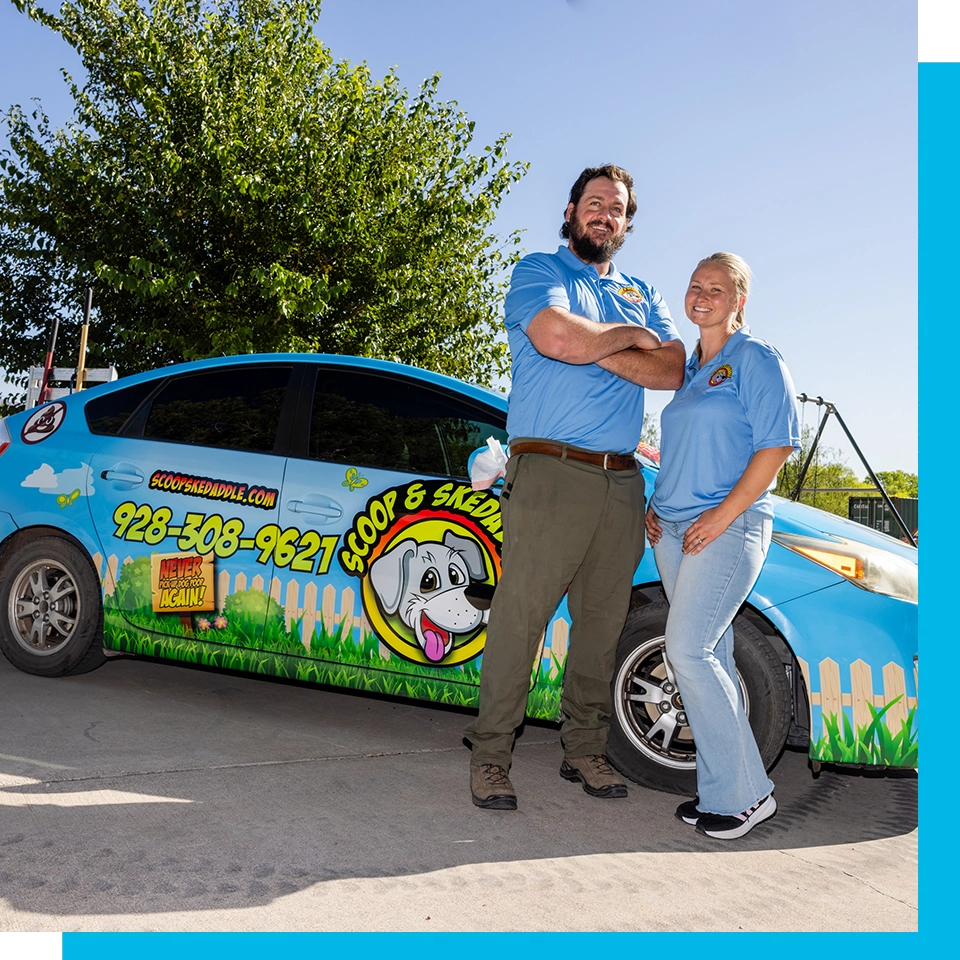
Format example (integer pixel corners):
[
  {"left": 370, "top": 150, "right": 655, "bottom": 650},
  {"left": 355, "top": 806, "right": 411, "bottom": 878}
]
[{"left": 509, "top": 441, "right": 637, "bottom": 471}]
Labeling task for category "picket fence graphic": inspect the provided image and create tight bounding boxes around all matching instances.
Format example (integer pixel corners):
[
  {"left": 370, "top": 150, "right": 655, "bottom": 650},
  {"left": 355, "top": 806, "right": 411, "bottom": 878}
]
[
  {"left": 93, "top": 553, "right": 570, "bottom": 677},
  {"left": 798, "top": 656, "right": 917, "bottom": 738}
]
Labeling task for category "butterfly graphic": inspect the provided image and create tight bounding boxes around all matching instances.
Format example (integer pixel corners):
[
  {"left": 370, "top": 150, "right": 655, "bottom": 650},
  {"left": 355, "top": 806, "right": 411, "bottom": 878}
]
[
  {"left": 342, "top": 467, "right": 368, "bottom": 492},
  {"left": 57, "top": 488, "right": 81, "bottom": 509}
]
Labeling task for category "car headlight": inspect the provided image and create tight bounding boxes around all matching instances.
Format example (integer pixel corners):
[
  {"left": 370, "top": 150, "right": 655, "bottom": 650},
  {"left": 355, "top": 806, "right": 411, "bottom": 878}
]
[{"left": 771, "top": 532, "right": 918, "bottom": 603}]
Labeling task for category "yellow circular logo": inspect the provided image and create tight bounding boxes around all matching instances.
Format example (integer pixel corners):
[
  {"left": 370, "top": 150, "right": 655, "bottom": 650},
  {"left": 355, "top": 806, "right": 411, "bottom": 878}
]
[{"left": 339, "top": 480, "right": 502, "bottom": 667}]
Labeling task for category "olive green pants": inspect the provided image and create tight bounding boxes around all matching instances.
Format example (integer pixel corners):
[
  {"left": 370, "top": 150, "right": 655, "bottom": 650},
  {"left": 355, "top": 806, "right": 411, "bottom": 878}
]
[{"left": 464, "top": 449, "right": 646, "bottom": 767}]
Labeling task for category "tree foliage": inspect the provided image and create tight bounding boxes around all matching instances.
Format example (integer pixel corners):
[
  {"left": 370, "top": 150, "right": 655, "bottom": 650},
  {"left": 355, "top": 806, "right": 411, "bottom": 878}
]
[
  {"left": 774, "top": 427, "right": 921, "bottom": 519},
  {"left": 0, "top": 0, "right": 527, "bottom": 393},
  {"left": 774, "top": 437, "right": 867, "bottom": 519},
  {"left": 873, "top": 470, "right": 918, "bottom": 499}
]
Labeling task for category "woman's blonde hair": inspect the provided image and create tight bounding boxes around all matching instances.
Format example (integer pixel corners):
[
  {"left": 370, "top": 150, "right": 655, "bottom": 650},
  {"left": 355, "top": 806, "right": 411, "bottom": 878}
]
[{"left": 697, "top": 252, "right": 751, "bottom": 329}]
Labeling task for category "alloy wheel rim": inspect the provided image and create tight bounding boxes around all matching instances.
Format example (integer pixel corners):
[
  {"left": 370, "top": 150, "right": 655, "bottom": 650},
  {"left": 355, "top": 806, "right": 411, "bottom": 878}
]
[
  {"left": 613, "top": 634, "right": 750, "bottom": 771},
  {"left": 8, "top": 560, "right": 81, "bottom": 656}
]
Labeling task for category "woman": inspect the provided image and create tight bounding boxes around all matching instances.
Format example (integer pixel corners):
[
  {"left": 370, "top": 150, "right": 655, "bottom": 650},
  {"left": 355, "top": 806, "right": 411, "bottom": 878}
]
[{"left": 645, "top": 252, "right": 800, "bottom": 840}]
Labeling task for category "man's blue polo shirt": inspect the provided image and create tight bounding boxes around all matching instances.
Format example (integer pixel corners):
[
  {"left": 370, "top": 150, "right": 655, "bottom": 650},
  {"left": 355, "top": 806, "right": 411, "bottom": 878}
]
[
  {"left": 504, "top": 245, "right": 682, "bottom": 454},
  {"left": 650, "top": 327, "right": 801, "bottom": 522}
]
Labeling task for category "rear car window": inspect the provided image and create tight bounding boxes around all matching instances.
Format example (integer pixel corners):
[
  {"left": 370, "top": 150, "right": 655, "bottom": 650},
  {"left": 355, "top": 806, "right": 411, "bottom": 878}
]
[
  {"left": 141, "top": 366, "right": 291, "bottom": 452},
  {"left": 84, "top": 379, "right": 159, "bottom": 436}
]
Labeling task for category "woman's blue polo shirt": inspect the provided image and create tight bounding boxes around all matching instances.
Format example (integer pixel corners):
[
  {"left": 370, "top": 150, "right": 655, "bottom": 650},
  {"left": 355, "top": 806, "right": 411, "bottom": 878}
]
[{"left": 650, "top": 327, "right": 801, "bottom": 521}]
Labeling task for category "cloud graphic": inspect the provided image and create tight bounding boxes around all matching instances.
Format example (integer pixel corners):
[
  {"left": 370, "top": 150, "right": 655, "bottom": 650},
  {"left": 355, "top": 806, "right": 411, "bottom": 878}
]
[{"left": 21, "top": 463, "right": 93, "bottom": 496}]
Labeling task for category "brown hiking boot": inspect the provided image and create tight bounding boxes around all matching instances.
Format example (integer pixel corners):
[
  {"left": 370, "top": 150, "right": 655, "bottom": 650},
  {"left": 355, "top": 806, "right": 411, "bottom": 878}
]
[
  {"left": 560, "top": 754, "right": 628, "bottom": 798},
  {"left": 470, "top": 763, "right": 517, "bottom": 810}
]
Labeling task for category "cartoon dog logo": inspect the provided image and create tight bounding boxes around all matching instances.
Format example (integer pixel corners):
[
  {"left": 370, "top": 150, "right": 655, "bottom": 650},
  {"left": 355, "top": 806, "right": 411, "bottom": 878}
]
[
  {"left": 369, "top": 530, "right": 489, "bottom": 662},
  {"left": 708, "top": 364, "right": 733, "bottom": 387}
]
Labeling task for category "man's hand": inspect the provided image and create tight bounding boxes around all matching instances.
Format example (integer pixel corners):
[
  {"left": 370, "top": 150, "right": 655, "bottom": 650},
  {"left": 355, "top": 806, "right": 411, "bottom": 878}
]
[
  {"left": 644, "top": 506, "right": 663, "bottom": 545},
  {"left": 526, "top": 306, "right": 662, "bottom": 364},
  {"left": 598, "top": 339, "right": 686, "bottom": 389}
]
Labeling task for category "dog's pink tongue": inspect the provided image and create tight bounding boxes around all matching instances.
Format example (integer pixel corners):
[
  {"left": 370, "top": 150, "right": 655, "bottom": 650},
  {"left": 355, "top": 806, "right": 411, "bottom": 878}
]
[
  {"left": 420, "top": 614, "right": 448, "bottom": 661},
  {"left": 423, "top": 629, "right": 445, "bottom": 662}
]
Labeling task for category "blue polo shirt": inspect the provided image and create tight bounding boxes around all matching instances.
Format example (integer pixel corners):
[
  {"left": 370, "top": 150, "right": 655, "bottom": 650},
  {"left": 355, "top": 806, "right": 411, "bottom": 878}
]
[
  {"left": 504, "top": 245, "right": 682, "bottom": 453},
  {"left": 650, "top": 327, "right": 801, "bottom": 521}
]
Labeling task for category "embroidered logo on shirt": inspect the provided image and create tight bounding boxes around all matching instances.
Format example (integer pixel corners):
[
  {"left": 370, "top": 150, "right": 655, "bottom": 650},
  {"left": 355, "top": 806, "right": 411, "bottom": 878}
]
[
  {"left": 616, "top": 286, "right": 644, "bottom": 304},
  {"left": 708, "top": 364, "right": 733, "bottom": 386}
]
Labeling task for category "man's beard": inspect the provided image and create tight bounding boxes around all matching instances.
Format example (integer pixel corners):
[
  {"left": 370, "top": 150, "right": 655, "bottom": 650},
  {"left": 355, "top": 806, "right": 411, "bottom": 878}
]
[{"left": 568, "top": 211, "right": 627, "bottom": 263}]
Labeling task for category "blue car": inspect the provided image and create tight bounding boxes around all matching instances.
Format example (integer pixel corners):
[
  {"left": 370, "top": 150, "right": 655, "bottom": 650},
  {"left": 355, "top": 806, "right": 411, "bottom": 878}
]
[{"left": 0, "top": 353, "right": 918, "bottom": 794}]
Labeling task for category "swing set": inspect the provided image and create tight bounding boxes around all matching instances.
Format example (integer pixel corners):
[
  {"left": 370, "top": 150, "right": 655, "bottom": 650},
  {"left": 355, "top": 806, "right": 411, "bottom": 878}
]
[{"left": 788, "top": 393, "right": 917, "bottom": 548}]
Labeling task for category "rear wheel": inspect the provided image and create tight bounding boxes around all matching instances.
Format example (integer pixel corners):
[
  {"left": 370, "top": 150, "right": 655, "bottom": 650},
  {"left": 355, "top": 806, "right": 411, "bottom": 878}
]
[
  {"left": 607, "top": 601, "right": 792, "bottom": 795},
  {"left": 0, "top": 536, "right": 105, "bottom": 676}
]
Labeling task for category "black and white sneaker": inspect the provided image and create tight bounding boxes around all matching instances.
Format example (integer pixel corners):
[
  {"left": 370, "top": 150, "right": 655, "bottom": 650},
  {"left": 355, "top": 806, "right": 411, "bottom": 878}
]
[
  {"left": 675, "top": 797, "right": 702, "bottom": 825},
  {"left": 695, "top": 794, "right": 777, "bottom": 839}
]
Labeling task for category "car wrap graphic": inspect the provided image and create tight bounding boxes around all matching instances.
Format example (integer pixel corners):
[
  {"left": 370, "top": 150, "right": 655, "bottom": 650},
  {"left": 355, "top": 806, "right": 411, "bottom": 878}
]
[
  {"left": 151, "top": 553, "right": 215, "bottom": 613},
  {"left": 338, "top": 479, "right": 502, "bottom": 666},
  {"left": 104, "top": 478, "right": 505, "bottom": 666},
  {"left": 110, "top": 501, "right": 339, "bottom": 576},
  {"left": 20, "top": 401, "right": 67, "bottom": 444},
  {"left": 93, "top": 473, "right": 545, "bottom": 716},
  {"left": 148, "top": 469, "right": 279, "bottom": 509},
  {"left": 22, "top": 462, "right": 93, "bottom": 498}
]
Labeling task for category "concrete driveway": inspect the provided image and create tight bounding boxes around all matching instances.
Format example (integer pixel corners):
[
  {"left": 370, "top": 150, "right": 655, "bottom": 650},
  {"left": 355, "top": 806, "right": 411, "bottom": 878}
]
[{"left": 0, "top": 650, "right": 917, "bottom": 933}]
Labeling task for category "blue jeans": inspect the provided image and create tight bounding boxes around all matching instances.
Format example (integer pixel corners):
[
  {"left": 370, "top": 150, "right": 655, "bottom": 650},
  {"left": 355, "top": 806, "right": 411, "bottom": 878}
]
[{"left": 653, "top": 511, "right": 774, "bottom": 815}]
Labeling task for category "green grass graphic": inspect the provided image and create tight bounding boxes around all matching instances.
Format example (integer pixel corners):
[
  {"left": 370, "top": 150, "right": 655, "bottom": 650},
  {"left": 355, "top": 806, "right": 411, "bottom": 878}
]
[
  {"left": 811, "top": 696, "right": 918, "bottom": 767},
  {"left": 102, "top": 601, "right": 563, "bottom": 721}
]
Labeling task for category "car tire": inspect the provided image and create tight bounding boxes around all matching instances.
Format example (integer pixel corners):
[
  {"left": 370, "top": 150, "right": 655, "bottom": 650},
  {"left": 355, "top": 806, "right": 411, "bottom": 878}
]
[
  {"left": 0, "top": 536, "right": 106, "bottom": 677},
  {"left": 607, "top": 600, "right": 792, "bottom": 795}
]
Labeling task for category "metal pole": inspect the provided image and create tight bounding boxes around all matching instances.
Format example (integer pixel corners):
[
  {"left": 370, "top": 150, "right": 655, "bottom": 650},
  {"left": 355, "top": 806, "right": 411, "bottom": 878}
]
[
  {"left": 789, "top": 394, "right": 832, "bottom": 500},
  {"left": 75, "top": 288, "right": 93, "bottom": 392},
  {"left": 828, "top": 404, "right": 917, "bottom": 547},
  {"left": 37, "top": 316, "right": 60, "bottom": 405},
  {"left": 793, "top": 393, "right": 917, "bottom": 548}
]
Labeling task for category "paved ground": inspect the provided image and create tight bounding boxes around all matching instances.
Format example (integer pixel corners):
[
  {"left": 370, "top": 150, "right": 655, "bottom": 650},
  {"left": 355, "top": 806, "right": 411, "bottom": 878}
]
[{"left": 0, "top": 651, "right": 917, "bottom": 933}]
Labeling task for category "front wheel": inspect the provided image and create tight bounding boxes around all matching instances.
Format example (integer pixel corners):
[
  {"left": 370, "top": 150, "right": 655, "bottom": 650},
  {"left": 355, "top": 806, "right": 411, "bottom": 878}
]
[
  {"left": 0, "top": 536, "right": 106, "bottom": 676},
  {"left": 607, "top": 600, "right": 792, "bottom": 795}
]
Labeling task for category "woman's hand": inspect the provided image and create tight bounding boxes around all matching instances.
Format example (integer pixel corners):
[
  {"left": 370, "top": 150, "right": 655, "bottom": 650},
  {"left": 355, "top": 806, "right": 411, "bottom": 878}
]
[
  {"left": 645, "top": 505, "right": 662, "bottom": 545},
  {"left": 682, "top": 507, "right": 732, "bottom": 555},
  {"left": 682, "top": 447, "right": 795, "bottom": 555}
]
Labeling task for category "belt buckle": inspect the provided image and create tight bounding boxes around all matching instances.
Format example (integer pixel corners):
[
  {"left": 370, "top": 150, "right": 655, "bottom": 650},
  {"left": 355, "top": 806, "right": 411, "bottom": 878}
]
[{"left": 602, "top": 453, "right": 610, "bottom": 470}]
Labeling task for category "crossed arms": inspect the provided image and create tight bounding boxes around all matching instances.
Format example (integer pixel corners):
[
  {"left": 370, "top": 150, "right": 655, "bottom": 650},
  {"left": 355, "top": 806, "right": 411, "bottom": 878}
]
[{"left": 526, "top": 305, "right": 686, "bottom": 390}]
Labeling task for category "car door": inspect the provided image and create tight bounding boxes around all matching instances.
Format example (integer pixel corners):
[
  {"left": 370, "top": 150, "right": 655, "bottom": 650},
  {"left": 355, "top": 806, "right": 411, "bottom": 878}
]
[
  {"left": 275, "top": 363, "right": 508, "bottom": 701},
  {"left": 86, "top": 363, "right": 291, "bottom": 652}
]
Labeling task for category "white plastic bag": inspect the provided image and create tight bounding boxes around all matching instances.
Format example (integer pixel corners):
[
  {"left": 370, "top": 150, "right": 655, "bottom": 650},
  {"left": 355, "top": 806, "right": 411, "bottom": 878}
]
[{"left": 470, "top": 437, "right": 508, "bottom": 490}]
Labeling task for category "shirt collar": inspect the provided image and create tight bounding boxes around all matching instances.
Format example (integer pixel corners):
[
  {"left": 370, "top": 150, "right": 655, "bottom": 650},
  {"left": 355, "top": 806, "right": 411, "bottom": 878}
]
[
  {"left": 556, "top": 244, "right": 622, "bottom": 281},
  {"left": 689, "top": 326, "right": 752, "bottom": 372}
]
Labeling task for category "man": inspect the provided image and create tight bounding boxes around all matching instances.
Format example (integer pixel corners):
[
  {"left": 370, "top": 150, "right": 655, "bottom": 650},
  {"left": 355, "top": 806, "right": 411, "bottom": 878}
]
[{"left": 463, "top": 164, "right": 686, "bottom": 810}]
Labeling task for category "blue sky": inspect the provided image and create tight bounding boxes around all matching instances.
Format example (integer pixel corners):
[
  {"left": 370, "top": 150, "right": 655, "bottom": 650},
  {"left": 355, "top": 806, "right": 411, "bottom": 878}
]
[{"left": 0, "top": 0, "right": 917, "bottom": 475}]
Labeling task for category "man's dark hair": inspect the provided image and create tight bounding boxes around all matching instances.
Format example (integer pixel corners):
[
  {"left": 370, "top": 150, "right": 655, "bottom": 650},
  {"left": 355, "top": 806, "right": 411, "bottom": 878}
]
[{"left": 560, "top": 164, "right": 637, "bottom": 239}]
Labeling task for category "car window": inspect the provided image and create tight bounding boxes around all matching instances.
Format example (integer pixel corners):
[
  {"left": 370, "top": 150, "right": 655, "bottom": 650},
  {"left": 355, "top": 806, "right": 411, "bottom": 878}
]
[
  {"left": 84, "top": 379, "right": 159, "bottom": 435},
  {"left": 140, "top": 366, "right": 291, "bottom": 452},
  {"left": 309, "top": 368, "right": 507, "bottom": 479}
]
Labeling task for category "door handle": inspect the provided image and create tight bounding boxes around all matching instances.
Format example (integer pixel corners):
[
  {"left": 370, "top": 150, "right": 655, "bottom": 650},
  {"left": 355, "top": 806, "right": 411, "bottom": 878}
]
[
  {"left": 100, "top": 467, "right": 145, "bottom": 485},
  {"left": 287, "top": 497, "right": 343, "bottom": 522}
]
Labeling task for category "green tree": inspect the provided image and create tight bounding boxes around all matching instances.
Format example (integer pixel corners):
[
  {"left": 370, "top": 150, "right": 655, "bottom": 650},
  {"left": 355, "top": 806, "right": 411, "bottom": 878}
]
[
  {"left": 639, "top": 412, "right": 660, "bottom": 448},
  {"left": 0, "top": 0, "right": 527, "bottom": 395},
  {"left": 873, "top": 470, "right": 918, "bottom": 498}
]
